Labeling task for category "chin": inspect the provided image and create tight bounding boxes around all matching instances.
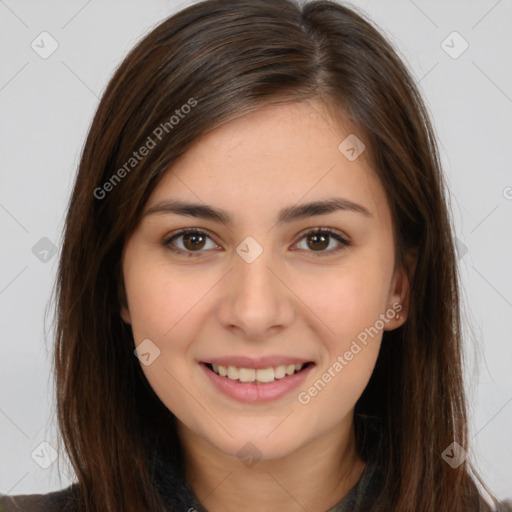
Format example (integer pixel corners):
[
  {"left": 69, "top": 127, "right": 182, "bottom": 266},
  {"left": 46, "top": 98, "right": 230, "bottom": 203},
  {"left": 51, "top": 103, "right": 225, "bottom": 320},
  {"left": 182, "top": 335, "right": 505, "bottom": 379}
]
[{"left": 194, "top": 419, "right": 307, "bottom": 461}]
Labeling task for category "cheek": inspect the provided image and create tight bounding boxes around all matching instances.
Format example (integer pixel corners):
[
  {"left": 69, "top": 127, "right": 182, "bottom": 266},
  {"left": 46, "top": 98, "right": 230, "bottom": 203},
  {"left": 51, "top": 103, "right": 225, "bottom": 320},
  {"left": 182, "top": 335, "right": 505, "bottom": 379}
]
[
  {"left": 124, "top": 255, "right": 199, "bottom": 342},
  {"left": 296, "top": 255, "right": 392, "bottom": 342},
  {"left": 295, "top": 262, "right": 388, "bottom": 414},
  {"left": 123, "top": 259, "right": 202, "bottom": 415}
]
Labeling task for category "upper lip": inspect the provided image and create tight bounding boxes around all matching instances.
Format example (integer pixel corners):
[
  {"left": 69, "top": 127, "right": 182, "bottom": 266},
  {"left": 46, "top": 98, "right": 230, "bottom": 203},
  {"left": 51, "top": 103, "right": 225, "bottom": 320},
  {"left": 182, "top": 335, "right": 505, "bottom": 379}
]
[{"left": 202, "top": 356, "right": 313, "bottom": 369}]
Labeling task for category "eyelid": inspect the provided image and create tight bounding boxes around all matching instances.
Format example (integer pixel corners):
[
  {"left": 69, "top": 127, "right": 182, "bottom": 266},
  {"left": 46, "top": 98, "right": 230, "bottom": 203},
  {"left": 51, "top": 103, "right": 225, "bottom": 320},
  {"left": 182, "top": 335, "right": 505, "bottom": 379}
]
[
  {"left": 291, "top": 227, "right": 351, "bottom": 255},
  {"left": 294, "top": 226, "right": 349, "bottom": 243},
  {"left": 163, "top": 228, "right": 221, "bottom": 255},
  {"left": 163, "top": 226, "right": 351, "bottom": 256}
]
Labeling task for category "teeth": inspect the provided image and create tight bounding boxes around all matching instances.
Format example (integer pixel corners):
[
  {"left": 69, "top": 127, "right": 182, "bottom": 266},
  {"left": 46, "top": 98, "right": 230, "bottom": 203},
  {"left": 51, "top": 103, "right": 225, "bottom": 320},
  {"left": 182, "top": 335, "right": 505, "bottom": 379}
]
[
  {"left": 227, "top": 366, "right": 239, "bottom": 380},
  {"left": 211, "top": 363, "right": 305, "bottom": 383},
  {"left": 274, "top": 365, "right": 286, "bottom": 379},
  {"left": 256, "top": 367, "right": 274, "bottom": 383},
  {"left": 238, "top": 368, "right": 255, "bottom": 382}
]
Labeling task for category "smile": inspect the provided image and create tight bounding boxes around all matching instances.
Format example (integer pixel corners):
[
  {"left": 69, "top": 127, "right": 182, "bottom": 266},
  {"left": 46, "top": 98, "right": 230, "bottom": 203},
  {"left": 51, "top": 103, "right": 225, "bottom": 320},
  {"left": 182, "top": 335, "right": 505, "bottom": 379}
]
[
  {"left": 206, "top": 362, "right": 310, "bottom": 383},
  {"left": 200, "top": 360, "right": 315, "bottom": 403}
]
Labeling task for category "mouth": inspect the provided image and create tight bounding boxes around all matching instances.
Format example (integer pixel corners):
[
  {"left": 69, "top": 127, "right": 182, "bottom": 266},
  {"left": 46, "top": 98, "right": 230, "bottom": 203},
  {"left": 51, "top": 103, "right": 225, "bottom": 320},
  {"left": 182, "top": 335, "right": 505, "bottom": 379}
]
[{"left": 201, "top": 361, "right": 314, "bottom": 384}]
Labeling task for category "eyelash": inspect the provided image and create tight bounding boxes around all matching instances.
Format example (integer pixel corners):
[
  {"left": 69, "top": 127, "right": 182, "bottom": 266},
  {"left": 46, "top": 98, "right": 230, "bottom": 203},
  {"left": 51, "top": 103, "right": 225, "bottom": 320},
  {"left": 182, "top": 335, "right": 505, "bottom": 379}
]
[{"left": 162, "top": 227, "right": 351, "bottom": 257}]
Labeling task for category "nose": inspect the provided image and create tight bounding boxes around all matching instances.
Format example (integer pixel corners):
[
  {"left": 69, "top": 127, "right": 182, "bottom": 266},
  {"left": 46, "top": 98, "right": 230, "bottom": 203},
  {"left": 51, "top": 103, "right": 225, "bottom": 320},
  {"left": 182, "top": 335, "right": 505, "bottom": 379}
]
[{"left": 215, "top": 245, "right": 295, "bottom": 340}]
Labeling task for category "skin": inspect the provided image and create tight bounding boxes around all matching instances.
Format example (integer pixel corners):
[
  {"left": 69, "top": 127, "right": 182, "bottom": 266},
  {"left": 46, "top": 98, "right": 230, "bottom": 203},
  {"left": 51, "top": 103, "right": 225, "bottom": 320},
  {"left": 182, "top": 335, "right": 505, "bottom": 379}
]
[{"left": 121, "top": 99, "right": 414, "bottom": 512}]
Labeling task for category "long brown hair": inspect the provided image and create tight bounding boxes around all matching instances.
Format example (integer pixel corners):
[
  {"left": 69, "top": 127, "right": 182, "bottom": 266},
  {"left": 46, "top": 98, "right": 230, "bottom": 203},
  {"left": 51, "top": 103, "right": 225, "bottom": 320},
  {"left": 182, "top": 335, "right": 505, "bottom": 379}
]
[{"left": 52, "top": 0, "right": 499, "bottom": 510}]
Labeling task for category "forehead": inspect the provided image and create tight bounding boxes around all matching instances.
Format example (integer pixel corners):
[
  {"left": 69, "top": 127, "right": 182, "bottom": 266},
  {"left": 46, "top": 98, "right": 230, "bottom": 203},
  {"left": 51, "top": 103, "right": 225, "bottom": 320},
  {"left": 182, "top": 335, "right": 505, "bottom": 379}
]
[{"left": 146, "top": 100, "right": 389, "bottom": 226}]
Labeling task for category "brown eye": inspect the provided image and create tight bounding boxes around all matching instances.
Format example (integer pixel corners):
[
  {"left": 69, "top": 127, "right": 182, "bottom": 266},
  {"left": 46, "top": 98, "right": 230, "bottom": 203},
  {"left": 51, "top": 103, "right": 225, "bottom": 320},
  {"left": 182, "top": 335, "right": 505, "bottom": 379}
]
[
  {"left": 163, "top": 227, "right": 350, "bottom": 257},
  {"left": 295, "top": 228, "right": 351, "bottom": 255},
  {"left": 182, "top": 232, "right": 206, "bottom": 251},
  {"left": 164, "top": 229, "right": 218, "bottom": 255},
  {"left": 306, "top": 232, "right": 329, "bottom": 251}
]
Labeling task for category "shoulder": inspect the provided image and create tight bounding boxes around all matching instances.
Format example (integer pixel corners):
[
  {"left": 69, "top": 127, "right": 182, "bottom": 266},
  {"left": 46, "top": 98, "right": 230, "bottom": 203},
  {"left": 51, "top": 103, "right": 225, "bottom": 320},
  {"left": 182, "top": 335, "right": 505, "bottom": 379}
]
[{"left": 0, "top": 483, "right": 80, "bottom": 512}]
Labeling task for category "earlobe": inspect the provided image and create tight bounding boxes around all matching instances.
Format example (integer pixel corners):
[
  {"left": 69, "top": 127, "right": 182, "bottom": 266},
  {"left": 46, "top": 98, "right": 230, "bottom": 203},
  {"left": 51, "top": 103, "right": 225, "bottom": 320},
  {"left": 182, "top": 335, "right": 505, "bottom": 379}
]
[
  {"left": 385, "top": 249, "right": 417, "bottom": 330},
  {"left": 385, "top": 291, "right": 408, "bottom": 331},
  {"left": 118, "top": 272, "right": 131, "bottom": 324},
  {"left": 120, "top": 305, "right": 132, "bottom": 324}
]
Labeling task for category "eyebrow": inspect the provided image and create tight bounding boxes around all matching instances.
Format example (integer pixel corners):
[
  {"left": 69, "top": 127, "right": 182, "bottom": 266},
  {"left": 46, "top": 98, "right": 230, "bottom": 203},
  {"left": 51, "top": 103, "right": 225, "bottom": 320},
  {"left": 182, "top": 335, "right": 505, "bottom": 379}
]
[{"left": 144, "top": 196, "right": 372, "bottom": 225}]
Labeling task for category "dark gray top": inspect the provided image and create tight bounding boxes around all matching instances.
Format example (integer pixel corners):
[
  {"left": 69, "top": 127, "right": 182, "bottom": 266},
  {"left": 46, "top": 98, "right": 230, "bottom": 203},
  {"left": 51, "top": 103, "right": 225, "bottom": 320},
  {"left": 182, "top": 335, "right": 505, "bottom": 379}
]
[
  {"left": 1, "top": 452, "right": 511, "bottom": 511},
  {"left": 149, "top": 450, "right": 383, "bottom": 512},
  {"left": 0, "top": 455, "right": 381, "bottom": 511}
]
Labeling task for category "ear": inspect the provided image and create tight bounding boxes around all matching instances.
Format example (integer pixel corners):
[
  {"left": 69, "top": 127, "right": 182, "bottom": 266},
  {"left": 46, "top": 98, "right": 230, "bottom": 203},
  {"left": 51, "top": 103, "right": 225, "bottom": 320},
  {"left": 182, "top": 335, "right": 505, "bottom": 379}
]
[
  {"left": 384, "top": 248, "right": 417, "bottom": 330},
  {"left": 117, "top": 261, "right": 132, "bottom": 324},
  {"left": 120, "top": 305, "right": 132, "bottom": 324}
]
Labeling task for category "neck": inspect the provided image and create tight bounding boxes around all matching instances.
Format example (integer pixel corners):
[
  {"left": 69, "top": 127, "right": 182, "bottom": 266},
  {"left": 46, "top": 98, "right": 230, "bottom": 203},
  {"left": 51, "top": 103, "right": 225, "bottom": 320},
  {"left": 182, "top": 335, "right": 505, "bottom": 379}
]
[{"left": 176, "top": 417, "right": 366, "bottom": 512}]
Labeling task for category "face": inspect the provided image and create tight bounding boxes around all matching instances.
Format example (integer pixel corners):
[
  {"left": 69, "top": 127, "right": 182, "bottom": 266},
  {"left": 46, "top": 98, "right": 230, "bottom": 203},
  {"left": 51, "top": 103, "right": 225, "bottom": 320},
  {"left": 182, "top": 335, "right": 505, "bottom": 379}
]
[{"left": 121, "top": 99, "right": 411, "bottom": 461}]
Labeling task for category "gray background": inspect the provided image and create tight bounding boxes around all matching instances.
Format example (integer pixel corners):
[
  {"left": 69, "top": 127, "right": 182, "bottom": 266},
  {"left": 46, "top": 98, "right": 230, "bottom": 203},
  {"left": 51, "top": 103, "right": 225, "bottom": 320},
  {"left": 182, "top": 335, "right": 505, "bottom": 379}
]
[{"left": 0, "top": 0, "right": 511, "bottom": 502}]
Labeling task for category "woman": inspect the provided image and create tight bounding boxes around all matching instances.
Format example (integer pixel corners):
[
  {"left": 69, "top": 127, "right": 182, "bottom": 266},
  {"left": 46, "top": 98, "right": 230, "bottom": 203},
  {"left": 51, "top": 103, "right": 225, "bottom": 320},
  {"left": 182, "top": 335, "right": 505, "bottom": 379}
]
[{"left": 1, "top": 0, "right": 510, "bottom": 510}]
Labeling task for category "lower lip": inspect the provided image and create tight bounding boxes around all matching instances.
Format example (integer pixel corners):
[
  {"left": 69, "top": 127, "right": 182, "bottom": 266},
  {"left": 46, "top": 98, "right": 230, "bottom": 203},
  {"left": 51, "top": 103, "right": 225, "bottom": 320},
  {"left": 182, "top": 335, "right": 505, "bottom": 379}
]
[{"left": 200, "top": 363, "right": 314, "bottom": 403}]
